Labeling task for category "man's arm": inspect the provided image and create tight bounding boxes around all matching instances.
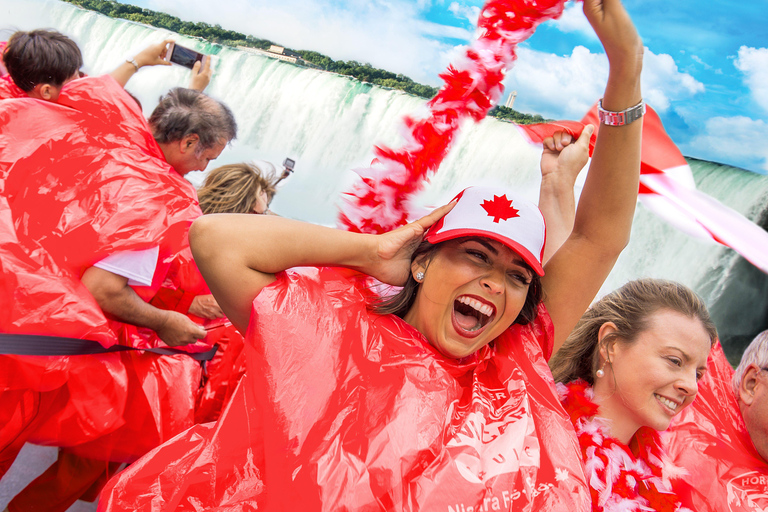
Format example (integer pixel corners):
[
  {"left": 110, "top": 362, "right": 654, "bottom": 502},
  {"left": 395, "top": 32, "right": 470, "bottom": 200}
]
[
  {"left": 81, "top": 266, "right": 206, "bottom": 347},
  {"left": 110, "top": 39, "right": 173, "bottom": 88}
]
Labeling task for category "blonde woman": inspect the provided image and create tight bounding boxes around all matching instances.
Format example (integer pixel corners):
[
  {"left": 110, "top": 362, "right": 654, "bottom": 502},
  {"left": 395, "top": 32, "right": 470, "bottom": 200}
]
[
  {"left": 550, "top": 279, "right": 716, "bottom": 511},
  {"left": 198, "top": 162, "right": 278, "bottom": 215}
]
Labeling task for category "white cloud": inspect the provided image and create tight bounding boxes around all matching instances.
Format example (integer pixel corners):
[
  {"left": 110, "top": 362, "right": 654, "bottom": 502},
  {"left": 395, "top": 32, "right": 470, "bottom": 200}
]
[
  {"left": 641, "top": 49, "right": 704, "bottom": 112},
  {"left": 549, "top": 2, "right": 594, "bottom": 39},
  {"left": 686, "top": 116, "right": 768, "bottom": 173},
  {"left": 691, "top": 55, "right": 712, "bottom": 70},
  {"left": 503, "top": 46, "right": 607, "bottom": 120},
  {"left": 419, "top": 19, "right": 473, "bottom": 41},
  {"left": 503, "top": 46, "right": 703, "bottom": 120},
  {"left": 146, "top": 0, "right": 464, "bottom": 85},
  {"left": 506, "top": 46, "right": 704, "bottom": 119},
  {"left": 734, "top": 46, "right": 768, "bottom": 113},
  {"left": 448, "top": 2, "right": 480, "bottom": 26}
]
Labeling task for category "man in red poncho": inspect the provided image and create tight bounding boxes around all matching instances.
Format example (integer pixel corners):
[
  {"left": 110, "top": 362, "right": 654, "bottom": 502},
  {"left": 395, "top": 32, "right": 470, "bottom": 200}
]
[
  {"left": 665, "top": 334, "right": 768, "bottom": 511},
  {"left": 80, "top": 86, "right": 235, "bottom": 348},
  {"left": 0, "top": 61, "right": 236, "bottom": 511}
]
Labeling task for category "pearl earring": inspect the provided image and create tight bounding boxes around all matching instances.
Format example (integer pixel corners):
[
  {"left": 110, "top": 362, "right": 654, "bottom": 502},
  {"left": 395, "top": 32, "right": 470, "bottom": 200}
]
[
  {"left": 415, "top": 271, "right": 425, "bottom": 282},
  {"left": 596, "top": 360, "right": 607, "bottom": 378}
]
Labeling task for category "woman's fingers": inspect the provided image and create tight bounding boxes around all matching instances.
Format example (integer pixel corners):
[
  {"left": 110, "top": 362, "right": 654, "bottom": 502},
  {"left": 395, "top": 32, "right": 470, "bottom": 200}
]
[
  {"left": 412, "top": 200, "right": 457, "bottom": 233},
  {"left": 576, "top": 124, "right": 595, "bottom": 148}
]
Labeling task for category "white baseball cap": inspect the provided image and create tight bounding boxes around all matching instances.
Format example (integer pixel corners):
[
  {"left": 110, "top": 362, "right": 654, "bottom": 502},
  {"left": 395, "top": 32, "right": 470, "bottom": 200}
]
[{"left": 424, "top": 186, "right": 546, "bottom": 276}]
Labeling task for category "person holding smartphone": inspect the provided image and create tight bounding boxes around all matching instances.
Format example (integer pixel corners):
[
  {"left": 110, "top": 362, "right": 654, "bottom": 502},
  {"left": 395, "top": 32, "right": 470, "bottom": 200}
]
[{"left": 110, "top": 39, "right": 212, "bottom": 92}]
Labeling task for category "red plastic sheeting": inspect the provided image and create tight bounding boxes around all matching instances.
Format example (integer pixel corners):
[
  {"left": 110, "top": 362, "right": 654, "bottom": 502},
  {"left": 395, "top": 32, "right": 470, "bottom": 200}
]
[
  {"left": 665, "top": 343, "right": 768, "bottom": 511},
  {"left": 151, "top": 249, "right": 248, "bottom": 423},
  {"left": 0, "top": 75, "right": 206, "bottom": 469},
  {"left": 0, "top": 74, "right": 202, "bottom": 347},
  {"left": 100, "top": 267, "right": 590, "bottom": 511},
  {"left": 194, "top": 322, "right": 246, "bottom": 423}
]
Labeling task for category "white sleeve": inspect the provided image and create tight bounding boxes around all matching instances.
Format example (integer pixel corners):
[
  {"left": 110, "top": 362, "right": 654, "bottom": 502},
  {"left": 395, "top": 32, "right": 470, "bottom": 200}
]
[{"left": 93, "top": 246, "right": 159, "bottom": 287}]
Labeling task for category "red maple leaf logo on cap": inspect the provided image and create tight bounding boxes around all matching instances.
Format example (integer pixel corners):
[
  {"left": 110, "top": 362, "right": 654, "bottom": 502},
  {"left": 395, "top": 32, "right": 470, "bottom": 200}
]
[{"left": 481, "top": 194, "right": 519, "bottom": 223}]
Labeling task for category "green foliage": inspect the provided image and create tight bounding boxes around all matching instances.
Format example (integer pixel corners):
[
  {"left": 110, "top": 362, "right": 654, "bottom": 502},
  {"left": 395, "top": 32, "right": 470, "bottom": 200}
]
[
  {"left": 62, "top": 0, "right": 545, "bottom": 122},
  {"left": 488, "top": 105, "right": 548, "bottom": 125}
]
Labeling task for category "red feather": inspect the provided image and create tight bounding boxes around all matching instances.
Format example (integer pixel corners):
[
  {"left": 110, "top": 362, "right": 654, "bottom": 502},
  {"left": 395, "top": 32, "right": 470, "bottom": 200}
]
[{"left": 338, "top": 0, "right": 567, "bottom": 234}]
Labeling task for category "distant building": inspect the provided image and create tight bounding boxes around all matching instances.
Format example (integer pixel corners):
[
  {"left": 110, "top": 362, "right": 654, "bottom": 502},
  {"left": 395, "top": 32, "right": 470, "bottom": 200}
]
[
  {"left": 269, "top": 45, "right": 302, "bottom": 59},
  {"left": 237, "top": 45, "right": 303, "bottom": 65},
  {"left": 505, "top": 91, "right": 517, "bottom": 109}
]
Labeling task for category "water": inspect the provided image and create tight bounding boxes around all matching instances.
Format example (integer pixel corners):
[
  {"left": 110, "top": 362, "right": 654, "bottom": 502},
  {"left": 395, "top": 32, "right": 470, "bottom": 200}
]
[{"left": 5, "top": 0, "right": 768, "bottom": 362}]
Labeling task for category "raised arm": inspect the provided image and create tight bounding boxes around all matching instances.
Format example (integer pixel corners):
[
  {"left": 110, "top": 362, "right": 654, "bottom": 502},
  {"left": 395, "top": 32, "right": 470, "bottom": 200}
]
[
  {"left": 109, "top": 39, "right": 173, "bottom": 88},
  {"left": 189, "top": 204, "right": 453, "bottom": 332},
  {"left": 538, "top": 126, "right": 593, "bottom": 263},
  {"left": 542, "top": 0, "right": 643, "bottom": 353}
]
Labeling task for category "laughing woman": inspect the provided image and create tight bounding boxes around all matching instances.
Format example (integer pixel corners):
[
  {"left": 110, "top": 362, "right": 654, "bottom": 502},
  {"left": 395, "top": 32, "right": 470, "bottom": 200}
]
[
  {"left": 98, "top": 0, "right": 645, "bottom": 509},
  {"left": 550, "top": 279, "right": 716, "bottom": 512}
]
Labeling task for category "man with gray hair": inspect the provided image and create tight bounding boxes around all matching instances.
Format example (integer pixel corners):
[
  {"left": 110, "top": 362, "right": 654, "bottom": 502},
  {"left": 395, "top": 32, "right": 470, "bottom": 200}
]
[
  {"left": 82, "top": 87, "right": 237, "bottom": 347},
  {"left": 732, "top": 331, "right": 768, "bottom": 464},
  {"left": 149, "top": 87, "right": 237, "bottom": 177},
  {"left": 664, "top": 334, "right": 768, "bottom": 512}
]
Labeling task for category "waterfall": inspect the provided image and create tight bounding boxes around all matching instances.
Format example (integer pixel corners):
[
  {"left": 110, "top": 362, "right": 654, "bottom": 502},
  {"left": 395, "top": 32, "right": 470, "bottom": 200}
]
[{"left": 6, "top": 0, "right": 768, "bottom": 362}]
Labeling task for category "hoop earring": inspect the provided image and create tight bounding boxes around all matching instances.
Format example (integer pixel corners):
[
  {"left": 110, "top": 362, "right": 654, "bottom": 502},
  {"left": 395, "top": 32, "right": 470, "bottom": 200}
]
[
  {"left": 595, "top": 360, "right": 607, "bottom": 378},
  {"left": 415, "top": 271, "right": 425, "bottom": 282}
]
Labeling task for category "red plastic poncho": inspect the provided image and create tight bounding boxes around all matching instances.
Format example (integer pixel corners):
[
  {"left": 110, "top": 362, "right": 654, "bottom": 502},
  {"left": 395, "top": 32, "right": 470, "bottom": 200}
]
[
  {"left": 664, "top": 343, "right": 768, "bottom": 511},
  {"left": 100, "top": 267, "right": 589, "bottom": 511},
  {"left": 0, "top": 74, "right": 203, "bottom": 346},
  {"left": 148, "top": 247, "right": 248, "bottom": 423},
  {"left": 0, "top": 75, "right": 207, "bottom": 468}
]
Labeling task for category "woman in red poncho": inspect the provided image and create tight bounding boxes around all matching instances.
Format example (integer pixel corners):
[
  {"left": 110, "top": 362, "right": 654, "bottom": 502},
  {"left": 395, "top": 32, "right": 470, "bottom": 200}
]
[
  {"left": 99, "top": 0, "right": 644, "bottom": 509},
  {"left": 550, "top": 279, "right": 716, "bottom": 512}
]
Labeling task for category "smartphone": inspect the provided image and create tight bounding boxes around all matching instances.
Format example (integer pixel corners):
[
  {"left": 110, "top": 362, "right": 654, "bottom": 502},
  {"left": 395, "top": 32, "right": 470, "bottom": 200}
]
[
  {"left": 165, "top": 42, "right": 208, "bottom": 70},
  {"left": 283, "top": 158, "right": 295, "bottom": 172}
]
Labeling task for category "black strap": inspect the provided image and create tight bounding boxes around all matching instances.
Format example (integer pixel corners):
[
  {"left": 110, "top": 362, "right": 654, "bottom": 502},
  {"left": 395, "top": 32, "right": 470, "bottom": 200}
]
[{"left": 0, "top": 333, "right": 218, "bottom": 361}]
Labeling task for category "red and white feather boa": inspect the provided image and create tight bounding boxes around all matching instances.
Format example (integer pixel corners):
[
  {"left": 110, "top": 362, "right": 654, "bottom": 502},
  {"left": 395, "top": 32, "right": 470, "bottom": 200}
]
[
  {"left": 558, "top": 380, "right": 692, "bottom": 512},
  {"left": 338, "top": 0, "right": 567, "bottom": 234}
]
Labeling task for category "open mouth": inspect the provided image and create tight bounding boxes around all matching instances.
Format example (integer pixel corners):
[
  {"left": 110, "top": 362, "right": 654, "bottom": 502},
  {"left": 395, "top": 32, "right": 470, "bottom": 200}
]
[{"left": 452, "top": 295, "right": 496, "bottom": 338}]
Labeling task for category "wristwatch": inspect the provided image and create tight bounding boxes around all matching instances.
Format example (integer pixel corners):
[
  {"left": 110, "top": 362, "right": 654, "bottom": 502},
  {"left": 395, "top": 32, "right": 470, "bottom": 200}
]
[{"left": 597, "top": 99, "right": 645, "bottom": 126}]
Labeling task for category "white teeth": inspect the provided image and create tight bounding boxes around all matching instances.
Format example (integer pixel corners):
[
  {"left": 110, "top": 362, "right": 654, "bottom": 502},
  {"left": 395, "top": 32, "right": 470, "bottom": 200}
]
[
  {"left": 655, "top": 394, "right": 678, "bottom": 410},
  {"left": 457, "top": 296, "right": 493, "bottom": 317}
]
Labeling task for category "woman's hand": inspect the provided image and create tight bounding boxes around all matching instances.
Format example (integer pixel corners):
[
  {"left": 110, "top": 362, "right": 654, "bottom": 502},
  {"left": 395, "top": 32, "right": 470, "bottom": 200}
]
[
  {"left": 540, "top": 125, "right": 593, "bottom": 185},
  {"left": 364, "top": 201, "right": 456, "bottom": 286},
  {"left": 539, "top": 126, "right": 594, "bottom": 262},
  {"left": 188, "top": 294, "right": 224, "bottom": 319}
]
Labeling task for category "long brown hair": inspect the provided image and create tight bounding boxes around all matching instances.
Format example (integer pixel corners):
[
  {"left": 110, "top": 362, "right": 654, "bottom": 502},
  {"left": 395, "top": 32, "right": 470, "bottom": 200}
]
[
  {"left": 198, "top": 162, "right": 277, "bottom": 215},
  {"left": 549, "top": 278, "right": 717, "bottom": 386}
]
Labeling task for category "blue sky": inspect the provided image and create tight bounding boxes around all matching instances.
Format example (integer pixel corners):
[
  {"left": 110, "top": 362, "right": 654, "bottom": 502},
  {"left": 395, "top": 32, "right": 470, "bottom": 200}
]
[{"left": 36, "top": 0, "right": 768, "bottom": 172}]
